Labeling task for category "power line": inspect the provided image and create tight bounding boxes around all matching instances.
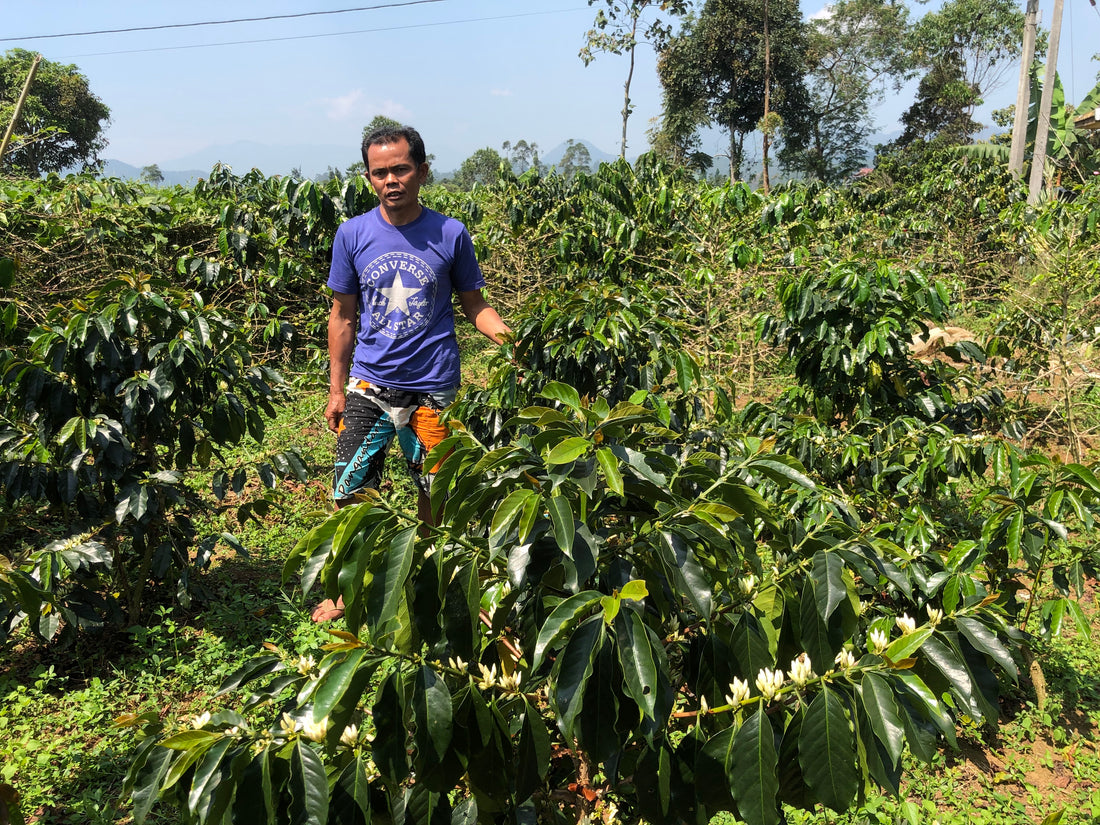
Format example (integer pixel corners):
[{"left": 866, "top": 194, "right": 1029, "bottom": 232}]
[
  {"left": 0, "top": 0, "right": 452, "bottom": 43},
  {"left": 61, "top": 8, "right": 588, "bottom": 59}
]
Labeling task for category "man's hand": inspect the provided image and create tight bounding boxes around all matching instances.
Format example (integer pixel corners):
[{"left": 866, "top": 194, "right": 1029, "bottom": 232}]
[{"left": 325, "top": 391, "right": 346, "bottom": 434}]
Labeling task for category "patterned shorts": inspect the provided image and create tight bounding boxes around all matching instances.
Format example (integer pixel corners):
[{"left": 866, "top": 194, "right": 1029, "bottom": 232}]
[{"left": 333, "top": 379, "right": 456, "bottom": 502}]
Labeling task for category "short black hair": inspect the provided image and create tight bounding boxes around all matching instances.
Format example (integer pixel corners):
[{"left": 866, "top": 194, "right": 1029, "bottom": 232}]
[{"left": 361, "top": 125, "right": 427, "bottom": 170}]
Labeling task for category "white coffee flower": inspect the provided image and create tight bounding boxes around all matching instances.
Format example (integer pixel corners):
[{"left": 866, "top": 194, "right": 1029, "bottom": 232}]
[
  {"left": 476, "top": 663, "right": 498, "bottom": 690},
  {"left": 447, "top": 656, "right": 467, "bottom": 673},
  {"left": 868, "top": 628, "right": 889, "bottom": 655},
  {"left": 788, "top": 653, "right": 814, "bottom": 687},
  {"left": 302, "top": 715, "right": 329, "bottom": 743},
  {"left": 755, "top": 668, "right": 785, "bottom": 701},
  {"left": 724, "top": 677, "right": 751, "bottom": 706},
  {"left": 895, "top": 613, "right": 917, "bottom": 636},
  {"left": 190, "top": 711, "right": 211, "bottom": 729},
  {"left": 834, "top": 649, "right": 857, "bottom": 670},
  {"left": 296, "top": 655, "right": 317, "bottom": 676},
  {"left": 926, "top": 606, "right": 943, "bottom": 627},
  {"left": 340, "top": 724, "right": 359, "bottom": 748},
  {"left": 499, "top": 671, "right": 523, "bottom": 693},
  {"left": 279, "top": 713, "right": 301, "bottom": 736},
  {"left": 739, "top": 575, "right": 756, "bottom": 596}
]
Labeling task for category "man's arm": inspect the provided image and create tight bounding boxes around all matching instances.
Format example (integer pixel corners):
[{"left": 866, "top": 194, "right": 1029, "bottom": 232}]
[
  {"left": 457, "top": 289, "right": 510, "bottom": 344},
  {"left": 326, "top": 291, "right": 358, "bottom": 433}
]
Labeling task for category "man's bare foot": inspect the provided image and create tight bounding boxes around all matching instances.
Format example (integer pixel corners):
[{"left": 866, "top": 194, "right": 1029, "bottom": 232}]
[{"left": 311, "top": 596, "right": 345, "bottom": 622}]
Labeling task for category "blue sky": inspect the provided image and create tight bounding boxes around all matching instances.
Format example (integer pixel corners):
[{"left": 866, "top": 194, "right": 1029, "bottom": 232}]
[{"left": 4, "top": 0, "right": 1100, "bottom": 174}]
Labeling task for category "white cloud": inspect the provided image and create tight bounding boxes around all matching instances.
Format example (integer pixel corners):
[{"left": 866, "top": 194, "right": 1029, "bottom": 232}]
[
  {"left": 318, "top": 91, "right": 413, "bottom": 122},
  {"left": 490, "top": 89, "right": 514, "bottom": 97}
]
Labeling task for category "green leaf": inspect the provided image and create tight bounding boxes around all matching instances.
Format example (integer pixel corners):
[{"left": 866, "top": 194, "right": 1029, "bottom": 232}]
[
  {"left": 412, "top": 665, "right": 453, "bottom": 763},
  {"left": 363, "top": 526, "right": 417, "bottom": 633},
  {"left": 614, "top": 608, "right": 665, "bottom": 721},
  {"left": 548, "top": 494, "right": 575, "bottom": 554},
  {"left": 545, "top": 436, "right": 589, "bottom": 466},
  {"left": 515, "top": 698, "right": 551, "bottom": 802},
  {"left": 128, "top": 740, "right": 173, "bottom": 825},
  {"left": 955, "top": 617, "right": 1018, "bottom": 681},
  {"left": 884, "top": 626, "right": 933, "bottom": 662},
  {"left": 330, "top": 756, "right": 374, "bottom": 824},
  {"left": 596, "top": 446, "right": 624, "bottom": 495},
  {"left": 289, "top": 739, "right": 329, "bottom": 825},
  {"left": 551, "top": 617, "right": 603, "bottom": 741},
  {"left": 657, "top": 529, "right": 712, "bottom": 619},
  {"left": 160, "top": 730, "right": 221, "bottom": 750},
  {"left": 731, "top": 707, "right": 780, "bottom": 825},
  {"left": 539, "top": 382, "right": 582, "bottom": 411},
  {"left": 489, "top": 489, "right": 536, "bottom": 548},
  {"left": 531, "top": 591, "right": 602, "bottom": 670},
  {"left": 620, "top": 580, "right": 648, "bottom": 601},
  {"left": 810, "top": 551, "right": 846, "bottom": 621},
  {"left": 313, "top": 648, "right": 371, "bottom": 722},
  {"left": 799, "top": 686, "right": 858, "bottom": 812},
  {"left": 857, "top": 672, "right": 906, "bottom": 766}
]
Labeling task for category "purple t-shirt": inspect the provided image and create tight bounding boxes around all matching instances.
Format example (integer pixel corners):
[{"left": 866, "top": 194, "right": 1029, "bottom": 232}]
[{"left": 327, "top": 206, "right": 486, "bottom": 391}]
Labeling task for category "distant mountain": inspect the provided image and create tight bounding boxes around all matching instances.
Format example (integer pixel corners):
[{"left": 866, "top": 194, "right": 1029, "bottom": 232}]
[
  {"left": 540, "top": 139, "right": 622, "bottom": 170},
  {"left": 99, "top": 159, "right": 206, "bottom": 187},
  {"left": 161, "top": 140, "right": 357, "bottom": 179}
]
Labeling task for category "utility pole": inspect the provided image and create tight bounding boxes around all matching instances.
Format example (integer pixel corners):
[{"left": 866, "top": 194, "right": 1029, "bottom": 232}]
[
  {"left": 1028, "top": 0, "right": 1064, "bottom": 203},
  {"left": 1008, "top": 0, "right": 1039, "bottom": 177},
  {"left": 0, "top": 53, "right": 42, "bottom": 165}
]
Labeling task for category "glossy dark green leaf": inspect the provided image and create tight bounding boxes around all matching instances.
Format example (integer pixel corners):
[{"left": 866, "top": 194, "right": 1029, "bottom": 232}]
[
  {"left": 955, "top": 616, "right": 1017, "bottom": 680},
  {"left": 548, "top": 494, "right": 575, "bottom": 554},
  {"left": 412, "top": 665, "right": 453, "bottom": 764},
  {"left": 921, "top": 633, "right": 984, "bottom": 721},
  {"left": 515, "top": 698, "right": 550, "bottom": 802},
  {"left": 810, "top": 550, "right": 846, "bottom": 621},
  {"left": 330, "top": 756, "right": 373, "bottom": 825},
  {"left": 551, "top": 617, "right": 603, "bottom": 740},
  {"left": 364, "top": 526, "right": 417, "bottom": 633},
  {"left": 731, "top": 707, "right": 780, "bottom": 825},
  {"left": 531, "top": 591, "right": 602, "bottom": 670},
  {"left": 372, "top": 671, "right": 409, "bottom": 784},
  {"left": 857, "top": 671, "right": 906, "bottom": 766},
  {"left": 799, "top": 686, "right": 858, "bottom": 813},
  {"left": 129, "top": 739, "right": 173, "bottom": 825},
  {"left": 313, "top": 648, "right": 370, "bottom": 722},
  {"left": 614, "top": 608, "right": 665, "bottom": 721},
  {"left": 657, "top": 529, "right": 712, "bottom": 618},
  {"left": 289, "top": 739, "right": 329, "bottom": 825}
]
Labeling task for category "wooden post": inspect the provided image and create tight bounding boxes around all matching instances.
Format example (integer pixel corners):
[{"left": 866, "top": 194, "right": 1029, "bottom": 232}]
[
  {"left": 1028, "top": 0, "right": 1064, "bottom": 203},
  {"left": 0, "top": 53, "right": 43, "bottom": 166},
  {"left": 1008, "top": 0, "right": 1039, "bottom": 177}
]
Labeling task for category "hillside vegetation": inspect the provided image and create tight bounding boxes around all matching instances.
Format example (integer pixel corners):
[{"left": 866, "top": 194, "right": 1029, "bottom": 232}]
[{"left": 1, "top": 155, "right": 1099, "bottom": 824}]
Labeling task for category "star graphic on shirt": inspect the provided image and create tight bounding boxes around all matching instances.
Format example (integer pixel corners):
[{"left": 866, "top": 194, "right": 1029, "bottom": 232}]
[{"left": 380, "top": 273, "right": 420, "bottom": 316}]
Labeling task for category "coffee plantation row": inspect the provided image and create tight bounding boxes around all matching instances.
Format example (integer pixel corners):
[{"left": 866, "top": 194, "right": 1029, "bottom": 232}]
[{"left": 2, "top": 154, "right": 1099, "bottom": 823}]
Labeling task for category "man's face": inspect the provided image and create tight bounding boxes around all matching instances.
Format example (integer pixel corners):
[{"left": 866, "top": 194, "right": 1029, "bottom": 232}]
[{"left": 365, "top": 138, "right": 428, "bottom": 222}]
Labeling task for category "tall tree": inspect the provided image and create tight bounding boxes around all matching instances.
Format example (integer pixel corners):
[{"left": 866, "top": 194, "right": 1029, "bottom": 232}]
[
  {"left": 501, "top": 139, "right": 542, "bottom": 174},
  {"left": 557, "top": 139, "right": 593, "bottom": 179},
  {"left": 905, "top": 0, "right": 1025, "bottom": 139},
  {"left": 140, "top": 164, "right": 164, "bottom": 185},
  {"left": 657, "top": 0, "right": 809, "bottom": 182},
  {"left": 450, "top": 147, "right": 507, "bottom": 190},
  {"left": 0, "top": 49, "right": 110, "bottom": 176},
  {"left": 781, "top": 0, "right": 914, "bottom": 181},
  {"left": 580, "top": 0, "right": 691, "bottom": 159}
]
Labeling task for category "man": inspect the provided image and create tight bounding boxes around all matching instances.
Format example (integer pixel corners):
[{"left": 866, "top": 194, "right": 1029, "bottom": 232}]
[{"left": 313, "top": 124, "right": 509, "bottom": 621}]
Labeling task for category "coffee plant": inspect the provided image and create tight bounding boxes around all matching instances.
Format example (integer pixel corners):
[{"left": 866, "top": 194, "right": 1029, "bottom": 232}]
[
  {"left": 121, "top": 256, "right": 1083, "bottom": 824},
  {"left": 0, "top": 267, "right": 305, "bottom": 639}
]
